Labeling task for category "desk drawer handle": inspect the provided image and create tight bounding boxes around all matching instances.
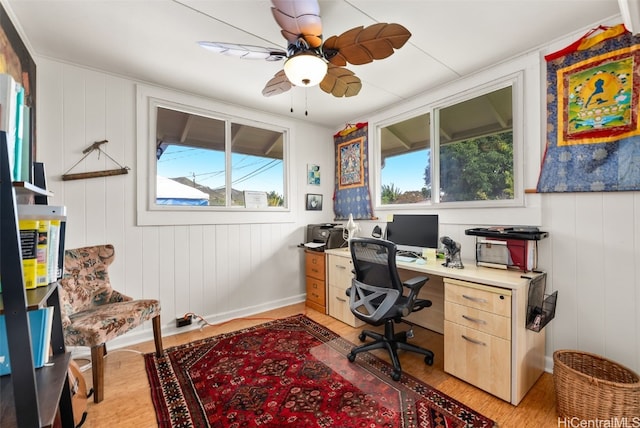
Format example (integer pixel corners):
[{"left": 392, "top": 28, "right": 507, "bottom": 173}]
[
  {"left": 462, "top": 294, "right": 488, "bottom": 304},
  {"left": 462, "top": 314, "right": 487, "bottom": 325},
  {"left": 335, "top": 265, "right": 347, "bottom": 270},
  {"left": 461, "top": 335, "right": 486, "bottom": 346},
  {"left": 336, "top": 297, "right": 346, "bottom": 302}
]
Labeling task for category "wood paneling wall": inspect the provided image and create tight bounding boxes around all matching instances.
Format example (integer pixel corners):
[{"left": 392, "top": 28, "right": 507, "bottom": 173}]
[
  {"left": 36, "top": 58, "right": 335, "bottom": 347},
  {"left": 36, "top": 50, "right": 640, "bottom": 375}
]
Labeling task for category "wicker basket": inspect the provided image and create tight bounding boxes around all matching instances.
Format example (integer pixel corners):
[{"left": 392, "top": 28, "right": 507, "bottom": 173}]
[{"left": 553, "top": 350, "right": 640, "bottom": 419}]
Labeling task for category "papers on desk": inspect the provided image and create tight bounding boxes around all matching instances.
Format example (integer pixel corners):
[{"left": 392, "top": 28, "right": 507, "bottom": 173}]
[{"left": 303, "top": 242, "right": 325, "bottom": 249}]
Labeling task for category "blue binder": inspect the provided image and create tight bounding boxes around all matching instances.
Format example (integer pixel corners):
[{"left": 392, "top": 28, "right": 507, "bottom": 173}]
[{"left": 0, "top": 307, "right": 54, "bottom": 375}]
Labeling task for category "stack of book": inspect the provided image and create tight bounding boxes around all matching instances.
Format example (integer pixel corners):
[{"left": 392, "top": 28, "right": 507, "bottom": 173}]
[
  {"left": 0, "top": 73, "right": 32, "bottom": 183},
  {"left": 0, "top": 306, "right": 55, "bottom": 375},
  {"left": 17, "top": 205, "right": 67, "bottom": 290}
]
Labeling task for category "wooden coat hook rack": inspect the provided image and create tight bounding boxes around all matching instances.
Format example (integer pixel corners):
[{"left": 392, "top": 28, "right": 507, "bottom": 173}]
[{"left": 62, "top": 140, "right": 130, "bottom": 181}]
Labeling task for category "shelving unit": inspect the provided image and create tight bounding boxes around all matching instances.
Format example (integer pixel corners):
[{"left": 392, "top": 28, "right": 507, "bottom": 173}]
[{"left": 0, "top": 132, "right": 74, "bottom": 428}]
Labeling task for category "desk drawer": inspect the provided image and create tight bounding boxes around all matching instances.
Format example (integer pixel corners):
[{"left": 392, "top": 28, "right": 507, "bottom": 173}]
[
  {"left": 445, "top": 279, "right": 511, "bottom": 317},
  {"left": 328, "top": 285, "right": 364, "bottom": 328},
  {"left": 305, "top": 251, "right": 325, "bottom": 281},
  {"left": 306, "top": 276, "right": 325, "bottom": 306},
  {"left": 444, "top": 320, "right": 511, "bottom": 401},
  {"left": 327, "top": 255, "right": 352, "bottom": 288},
  {"left": 445, "top": 301, "right": 510, "bottom": 340}
]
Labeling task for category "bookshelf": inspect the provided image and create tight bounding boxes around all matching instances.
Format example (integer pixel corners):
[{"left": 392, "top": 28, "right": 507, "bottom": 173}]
[{"left": 0, "top": 131, "right": 74, "bottom": 427}]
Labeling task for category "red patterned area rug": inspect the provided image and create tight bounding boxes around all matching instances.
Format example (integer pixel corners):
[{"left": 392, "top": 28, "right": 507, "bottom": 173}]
[{"left": 144, "top": 314, "right": 496, "bottom": 428}]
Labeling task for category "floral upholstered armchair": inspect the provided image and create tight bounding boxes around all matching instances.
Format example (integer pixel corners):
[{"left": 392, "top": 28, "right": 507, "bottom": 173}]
[{"left": 59, "top": 244, "right": 163, "bottom": 403}]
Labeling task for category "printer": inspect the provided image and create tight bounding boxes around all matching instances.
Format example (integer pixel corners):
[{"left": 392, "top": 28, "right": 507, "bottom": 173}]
[{"left": 305, "top": 223, "right": 347, "bottom": 251}]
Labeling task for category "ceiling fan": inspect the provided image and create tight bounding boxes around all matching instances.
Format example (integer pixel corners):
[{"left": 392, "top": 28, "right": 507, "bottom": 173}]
[{"left": 198, "top": 0, "right": 411, "bottom": 98}]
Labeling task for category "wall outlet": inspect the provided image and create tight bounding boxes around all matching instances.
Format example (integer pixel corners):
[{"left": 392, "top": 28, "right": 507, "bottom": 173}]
[{"left": 176, "top": 315, "right": 192, "bottom": 328}]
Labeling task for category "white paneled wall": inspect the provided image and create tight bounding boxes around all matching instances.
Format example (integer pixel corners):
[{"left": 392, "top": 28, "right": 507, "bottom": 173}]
[
  {"left": 36, "top": 49, "right": 640, "bottom": 374},
  {"left": 542, "top": 192, "right": 640, "bottom": 372},
  {"left": 36, "top": 58, "right": 336, "bottom": 348}
]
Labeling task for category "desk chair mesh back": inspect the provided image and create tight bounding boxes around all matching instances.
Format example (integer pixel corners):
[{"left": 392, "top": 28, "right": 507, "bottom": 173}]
[
  {"left": 346, "top": 237, "right": 434, "bottom": 381},
  {"left": 59, "top": 244, "right": 163, "bottom": 403}
]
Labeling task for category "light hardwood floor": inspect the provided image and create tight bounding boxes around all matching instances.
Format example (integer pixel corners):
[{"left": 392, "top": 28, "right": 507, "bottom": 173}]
[{"left": 77, "top": 303, "right": 559, "bottom": 428}]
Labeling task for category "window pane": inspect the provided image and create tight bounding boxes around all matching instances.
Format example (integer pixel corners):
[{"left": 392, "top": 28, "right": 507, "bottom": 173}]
[
  {"left": 155, "top": 108, "right": 286, "bottom": 208},
  {"left": 230, "top": 123, "right": 284, "bottom": 207},
  {"left": 156, "top": 107, "right": 225, "bottom": 206},
  {"left": 380, "top": 112, "right": 431, "bottom": 204},
  {"left": 439, "top": 87, "right": 513, "bottom": 202}
]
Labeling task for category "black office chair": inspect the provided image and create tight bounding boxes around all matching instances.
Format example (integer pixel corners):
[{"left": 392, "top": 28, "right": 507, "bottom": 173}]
[{"left": 346, "top": 237, "right": 434, "bottom": 381}]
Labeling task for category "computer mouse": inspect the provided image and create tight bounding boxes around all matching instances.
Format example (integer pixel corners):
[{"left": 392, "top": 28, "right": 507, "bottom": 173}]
[{"left": 415, "top": 258, "right": 426, "bottom": 265}]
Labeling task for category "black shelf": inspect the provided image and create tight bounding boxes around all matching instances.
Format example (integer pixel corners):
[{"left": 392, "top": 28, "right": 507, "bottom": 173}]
[
  {"left": 12, "top": 181, "right": 53, "bottom": 197},
  {"left": 1, "top": 130, "right": 74, "bottom": 427},
  {"left": 0, "top": 352, "right": 71, "bottom": 427},
  {"left": 0, "top": 282, "right": 61, "bottom": 313},
  {"left": 465, "top": 227, "right": 549, "bottom": 241}
]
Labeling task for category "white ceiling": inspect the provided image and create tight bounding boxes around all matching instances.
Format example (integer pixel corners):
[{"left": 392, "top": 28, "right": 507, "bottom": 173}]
[{"left": 6, "top": 0, "right": 622, "bottom": 127}]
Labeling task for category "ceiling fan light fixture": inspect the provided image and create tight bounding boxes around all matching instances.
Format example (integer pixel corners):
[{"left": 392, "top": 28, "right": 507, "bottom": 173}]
[{"left": 283, "top": 52, "right": 327, "bottom": 87}]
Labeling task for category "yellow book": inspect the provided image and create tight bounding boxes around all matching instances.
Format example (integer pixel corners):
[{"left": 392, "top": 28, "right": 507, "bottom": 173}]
[
  {"left": 18, "top": 219, "right": 38, "bottom": 289},
  {"left": 36, "top": 219, "right": 50, "bottom": 287}
]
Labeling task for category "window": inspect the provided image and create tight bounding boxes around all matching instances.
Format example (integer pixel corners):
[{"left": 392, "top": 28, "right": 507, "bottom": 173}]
[
  {"left": 136, "top": 85, "right": 291, "bottom": 226},
  {"left": 438, "top": 86, "right": 513, "bottom": 203},
  {"left": 378, "top": 76, "right": 521, "bottom": 208},
  {"left": 380, "top": 112, "right": 431, "bottom": 204},
  {"left": 155, "top": 108, "right": 284, "bottom": 208}
]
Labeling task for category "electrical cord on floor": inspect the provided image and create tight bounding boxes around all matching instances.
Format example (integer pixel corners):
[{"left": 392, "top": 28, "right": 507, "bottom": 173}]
[{"left": 181, "top": 308, "right": 310, "bottom": 331}]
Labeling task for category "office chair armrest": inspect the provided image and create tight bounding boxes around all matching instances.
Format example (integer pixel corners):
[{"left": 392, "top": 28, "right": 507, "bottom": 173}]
[
  {"left": 402, "top": 276, "right": 428, "bottom": 292},
  {"left": 403, "top": 276, "right": 429, "bottom": 314}
]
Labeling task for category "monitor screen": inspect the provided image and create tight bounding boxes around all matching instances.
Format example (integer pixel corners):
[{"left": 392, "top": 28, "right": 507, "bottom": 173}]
[{"left": 385, "top": 214, "right": 439, "bottom": 255}]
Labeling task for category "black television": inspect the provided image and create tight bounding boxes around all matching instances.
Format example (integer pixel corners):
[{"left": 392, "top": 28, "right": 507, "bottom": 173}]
[{"left": 385, "top": 214, "right": 439, "bottom": 256}]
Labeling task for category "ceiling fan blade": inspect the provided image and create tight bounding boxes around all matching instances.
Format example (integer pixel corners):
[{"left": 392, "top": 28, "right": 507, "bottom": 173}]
[
  {"left": 198, "top": 41, "right": 286, "bottom": 61},
  {"left": 323, "top": 23, "right": 411, "bottom": 66},
  {"left": 271, "top": 0, "right": 323, "bottom": 48},
  {"left": 319, "top": 65, "right": 362, "bottom": 98},
  {"left": 262, "top": 70, "right": 293, "bottom": 97}
]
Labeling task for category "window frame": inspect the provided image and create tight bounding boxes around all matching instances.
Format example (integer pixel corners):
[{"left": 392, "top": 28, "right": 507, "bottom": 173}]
[
  {"left": 374, "top": 72, "right": 525, "bottom": 211},
  {"left": 136, "top": 84, "right": 294, "bottom": 226}
]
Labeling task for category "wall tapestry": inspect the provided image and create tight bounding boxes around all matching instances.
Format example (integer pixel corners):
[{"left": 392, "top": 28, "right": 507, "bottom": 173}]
[
  {"left": 333, "top": 122, "right": 374, "bottom": 220},
  {"left": 537, "top": 24, "right": 640, "bottom": 192}
]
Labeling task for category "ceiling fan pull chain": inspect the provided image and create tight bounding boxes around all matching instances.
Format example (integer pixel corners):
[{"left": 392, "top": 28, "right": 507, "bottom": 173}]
[{"left": 305, "top": 88, "right": 309, "bottom": 116}]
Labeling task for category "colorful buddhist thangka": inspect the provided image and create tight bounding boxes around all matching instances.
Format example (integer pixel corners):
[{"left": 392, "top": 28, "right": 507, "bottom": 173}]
[
  {"left": 537, "top": 25, "right": 640, "bottom": 192},
  {"left": 333, "top": 123, "right": 373, "bottom": 220},
  {"left": 338, "top": 137, "right": 364, "bottom": 188}
]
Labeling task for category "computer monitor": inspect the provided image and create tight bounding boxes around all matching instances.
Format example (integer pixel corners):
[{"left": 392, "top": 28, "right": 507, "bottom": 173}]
[{"left": 385, "top": 214, "right": 439, "bottom": 256}]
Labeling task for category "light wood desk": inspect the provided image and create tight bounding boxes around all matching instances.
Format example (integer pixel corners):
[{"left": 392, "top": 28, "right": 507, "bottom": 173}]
[{"left": 323, "top": 247, "right": 545, "bottom": 406}]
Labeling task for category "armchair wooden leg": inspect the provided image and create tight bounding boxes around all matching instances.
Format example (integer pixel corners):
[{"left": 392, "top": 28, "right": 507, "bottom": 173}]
[
  {"left": 91, "top": 343, "right": 106, "bottom": 403},
  {"left": 152, "top": 315, "right": 163, "bottom": 356}
]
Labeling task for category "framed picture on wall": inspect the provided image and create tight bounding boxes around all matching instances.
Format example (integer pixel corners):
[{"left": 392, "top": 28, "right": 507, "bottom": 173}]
[
  {"left": 307, "top": 164, "right": 320, "bottom": 185},
  {"left": 306, "top": 193, "right": 322, "bottom": 210}
]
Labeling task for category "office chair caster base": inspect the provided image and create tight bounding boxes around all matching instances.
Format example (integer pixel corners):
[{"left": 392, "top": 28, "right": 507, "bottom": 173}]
[
  {"left": 391, "top": 370, "right": 401, "bottom": 381},
  {"left": 358, "top": 332, "right": 367, "bottom": 342},
  {"left": 425, "top": 355, "right": 434, "bottom": 366},
  {"left": 347, "top": 352, "right": 356, "bottom": 362}
]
